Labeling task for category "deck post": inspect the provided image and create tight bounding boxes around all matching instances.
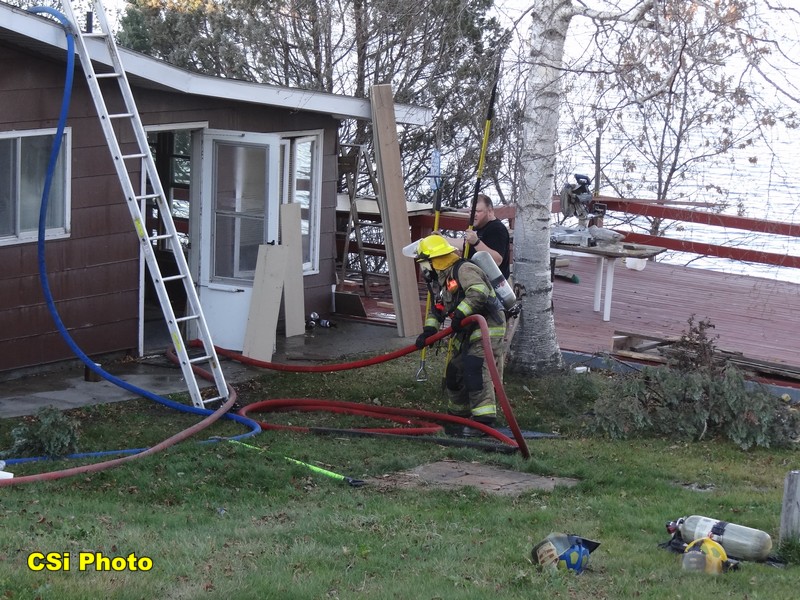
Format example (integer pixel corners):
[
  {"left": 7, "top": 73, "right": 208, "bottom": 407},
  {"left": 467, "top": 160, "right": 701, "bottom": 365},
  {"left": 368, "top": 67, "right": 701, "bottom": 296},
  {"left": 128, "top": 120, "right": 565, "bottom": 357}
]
[{"left": 780, "top": 470, "right": 800, "bottom": 545}]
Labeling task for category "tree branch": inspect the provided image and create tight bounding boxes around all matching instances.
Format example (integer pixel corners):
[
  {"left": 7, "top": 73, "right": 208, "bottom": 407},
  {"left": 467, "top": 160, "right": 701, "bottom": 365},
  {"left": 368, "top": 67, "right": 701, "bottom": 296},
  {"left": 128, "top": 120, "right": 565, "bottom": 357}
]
[{"left": 577, "top": 0, "right": 655, "bottom": 25}]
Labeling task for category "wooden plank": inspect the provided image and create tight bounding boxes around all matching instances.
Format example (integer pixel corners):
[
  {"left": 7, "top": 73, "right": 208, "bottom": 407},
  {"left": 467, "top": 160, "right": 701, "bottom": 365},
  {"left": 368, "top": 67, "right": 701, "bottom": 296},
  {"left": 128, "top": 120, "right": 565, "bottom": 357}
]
[
  {"left": 280, "top": 203, "right": 306, "bottom": 338},
  {"left": 614, "top": 349, "right": 669, "bottom": 364},
  {"left": 613, "top": 330, "right": 680, "bottom": 342},
  {"left": 370, "top": 84, "right": 423, "bottom": 338},
  {"left": 726, "top": 358, "right": 800, "bottom": 381},
  {"left": 618, "top": 232, "right": 800, "bottom": 269},
  {"left": 242, "top": 245, "right": 287, "bottom": 362},
  {"left": 630, "top": 340, "right": 672, "bottom": 352},
  {"left": 600, "top": 198, "right": 800, "bottom": 238},
  {"left": 612, "top": 330, "right": 680, "bottom": 353}
]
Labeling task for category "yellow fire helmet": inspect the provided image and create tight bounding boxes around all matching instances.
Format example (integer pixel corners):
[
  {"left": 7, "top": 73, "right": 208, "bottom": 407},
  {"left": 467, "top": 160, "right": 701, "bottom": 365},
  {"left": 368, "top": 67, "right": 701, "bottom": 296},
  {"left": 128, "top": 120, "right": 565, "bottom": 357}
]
[
  {"left": 682, "top": 538, "right": 728, "bottom": 575},
  {"left": 414, "top": 235, "right": 457, "bottom": 261}
]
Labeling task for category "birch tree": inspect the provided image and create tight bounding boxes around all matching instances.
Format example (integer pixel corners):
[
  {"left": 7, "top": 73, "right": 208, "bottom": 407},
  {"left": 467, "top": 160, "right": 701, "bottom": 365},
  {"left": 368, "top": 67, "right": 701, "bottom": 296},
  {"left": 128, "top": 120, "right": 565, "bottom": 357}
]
[{"left": 508, "top": 0, "right": 800, "bottom": 375}]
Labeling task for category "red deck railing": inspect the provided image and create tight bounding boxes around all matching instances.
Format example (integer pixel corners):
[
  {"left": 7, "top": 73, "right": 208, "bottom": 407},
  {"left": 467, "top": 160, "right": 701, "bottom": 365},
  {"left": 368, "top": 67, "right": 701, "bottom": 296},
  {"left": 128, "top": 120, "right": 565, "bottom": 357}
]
[
  {"left": 598, "top": 197, "right": 800, "bottom": 270},
  {"left": 352, "top": 197, "right": 800, "bottom": 271}
]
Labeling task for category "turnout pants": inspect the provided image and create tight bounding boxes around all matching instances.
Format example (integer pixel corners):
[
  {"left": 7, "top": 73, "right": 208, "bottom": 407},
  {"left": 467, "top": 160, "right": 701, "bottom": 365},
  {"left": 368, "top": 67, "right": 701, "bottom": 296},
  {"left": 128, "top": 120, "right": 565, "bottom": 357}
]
[{"left": 445, "top": 324, "right": 505, "bottom": 423}]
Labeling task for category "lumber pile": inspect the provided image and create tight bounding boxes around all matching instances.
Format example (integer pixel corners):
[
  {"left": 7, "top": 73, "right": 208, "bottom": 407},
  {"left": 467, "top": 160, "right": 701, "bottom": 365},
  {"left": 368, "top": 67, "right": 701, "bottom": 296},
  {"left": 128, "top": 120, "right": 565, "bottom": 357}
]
[{"left": 611, "top": 330, "right": 800, "bottom": 382}]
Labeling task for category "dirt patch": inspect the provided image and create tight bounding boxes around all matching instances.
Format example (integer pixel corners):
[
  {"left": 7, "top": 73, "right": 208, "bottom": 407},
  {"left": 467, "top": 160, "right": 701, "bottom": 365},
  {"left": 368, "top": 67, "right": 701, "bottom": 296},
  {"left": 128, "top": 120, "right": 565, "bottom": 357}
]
[
  {"left": 677, "top": 481, "right": 716, "bottom": 492},
  {"left": 366, "top": 460, "right": 579, "bottom": 496}
]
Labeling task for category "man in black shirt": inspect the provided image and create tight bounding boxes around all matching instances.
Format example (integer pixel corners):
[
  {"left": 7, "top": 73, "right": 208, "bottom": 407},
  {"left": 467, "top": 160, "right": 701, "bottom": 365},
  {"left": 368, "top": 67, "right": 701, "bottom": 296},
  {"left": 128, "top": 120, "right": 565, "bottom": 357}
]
[{"left": 450, "top": 194, "right": 511, "bottom": 279}]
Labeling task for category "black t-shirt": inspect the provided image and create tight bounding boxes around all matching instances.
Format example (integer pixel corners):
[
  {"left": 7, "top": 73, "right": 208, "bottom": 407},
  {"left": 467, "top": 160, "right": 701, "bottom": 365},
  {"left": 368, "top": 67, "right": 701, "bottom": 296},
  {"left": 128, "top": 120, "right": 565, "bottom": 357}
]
[{"left": 475, "top": 218, "right": 511, "bottom": 279}]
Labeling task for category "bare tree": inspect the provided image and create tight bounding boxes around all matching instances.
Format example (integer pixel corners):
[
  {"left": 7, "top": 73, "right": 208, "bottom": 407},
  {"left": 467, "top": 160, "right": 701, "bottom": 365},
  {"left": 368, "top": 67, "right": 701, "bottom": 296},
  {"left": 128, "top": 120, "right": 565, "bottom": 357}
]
[
  {"left": 115, "top": 0, "right": 510, "bottom": 207},
  {"left": 509, "top": 0, "right": 800, "bottom": 375}
]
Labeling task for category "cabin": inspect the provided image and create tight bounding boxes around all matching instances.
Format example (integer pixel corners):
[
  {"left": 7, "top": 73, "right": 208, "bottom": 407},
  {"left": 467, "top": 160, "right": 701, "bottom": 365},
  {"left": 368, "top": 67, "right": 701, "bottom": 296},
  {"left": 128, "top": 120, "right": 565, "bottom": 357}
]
[{"left": 0, "top": 2, "right": 431, "bottom": 374}]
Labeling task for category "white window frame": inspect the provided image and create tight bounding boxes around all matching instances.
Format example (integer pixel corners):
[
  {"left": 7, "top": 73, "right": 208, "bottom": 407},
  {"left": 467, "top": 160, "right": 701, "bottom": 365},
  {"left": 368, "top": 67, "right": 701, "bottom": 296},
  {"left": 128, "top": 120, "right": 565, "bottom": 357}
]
[
  {"left": 0, "top": 127, "right": 71, "bottom": 246},
  {"left": 279, "top": 131, "right": 323, "bottom": 275}
]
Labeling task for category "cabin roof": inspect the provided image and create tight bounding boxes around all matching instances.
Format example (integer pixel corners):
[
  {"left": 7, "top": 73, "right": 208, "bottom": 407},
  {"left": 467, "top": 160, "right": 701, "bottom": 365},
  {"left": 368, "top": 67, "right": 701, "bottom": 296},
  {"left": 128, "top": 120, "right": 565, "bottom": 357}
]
[{"left": 0, "top": 2, "right": 432, "bottom": 126}]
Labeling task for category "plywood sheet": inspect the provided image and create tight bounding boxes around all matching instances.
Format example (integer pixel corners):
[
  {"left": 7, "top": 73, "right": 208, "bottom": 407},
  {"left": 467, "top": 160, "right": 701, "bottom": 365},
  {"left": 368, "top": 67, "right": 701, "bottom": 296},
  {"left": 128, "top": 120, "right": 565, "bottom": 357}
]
[
  {"left": 242, "top": 244, "right": 287, "bottom": 362},
  {"left": 280, "top": 203, "right": 306, "bottom": 338}
]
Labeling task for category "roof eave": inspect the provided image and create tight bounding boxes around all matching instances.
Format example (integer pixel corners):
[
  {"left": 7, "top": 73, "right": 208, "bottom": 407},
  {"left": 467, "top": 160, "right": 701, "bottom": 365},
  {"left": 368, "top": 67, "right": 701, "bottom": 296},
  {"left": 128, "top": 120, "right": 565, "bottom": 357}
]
[{"left": 2, "top": 3, "right": 432, "bottom": 126}]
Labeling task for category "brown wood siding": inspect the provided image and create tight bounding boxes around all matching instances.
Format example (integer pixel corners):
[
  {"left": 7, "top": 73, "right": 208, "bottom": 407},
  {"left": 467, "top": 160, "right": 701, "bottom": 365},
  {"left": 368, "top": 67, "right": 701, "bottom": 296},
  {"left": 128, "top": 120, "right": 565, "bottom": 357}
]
[
  {"left": 0, "top": 321, "right": 137, "bottom": 370},
  {"left": 1, "top": 43, "right": 344, "bottom": 372},
  {"left": 302, "top": 131, "right": 340, "bottom": 314},
  {"left": 1, "top": 45, "right": 139, "bottom": 371}
]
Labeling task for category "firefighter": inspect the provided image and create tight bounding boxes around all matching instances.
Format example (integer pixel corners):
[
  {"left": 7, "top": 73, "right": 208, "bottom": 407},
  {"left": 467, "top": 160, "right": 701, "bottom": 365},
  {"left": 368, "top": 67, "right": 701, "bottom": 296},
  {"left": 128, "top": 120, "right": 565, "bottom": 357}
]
[{"left": 411, "top": 235, "right": 506, "bottom": 435}]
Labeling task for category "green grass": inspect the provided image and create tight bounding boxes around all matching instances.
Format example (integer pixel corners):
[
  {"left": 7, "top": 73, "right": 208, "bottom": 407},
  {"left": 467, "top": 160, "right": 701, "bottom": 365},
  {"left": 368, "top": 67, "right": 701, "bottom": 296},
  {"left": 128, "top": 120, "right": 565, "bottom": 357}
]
[{"left": 1, "top": 351, "right": 798, "bottom": 599}]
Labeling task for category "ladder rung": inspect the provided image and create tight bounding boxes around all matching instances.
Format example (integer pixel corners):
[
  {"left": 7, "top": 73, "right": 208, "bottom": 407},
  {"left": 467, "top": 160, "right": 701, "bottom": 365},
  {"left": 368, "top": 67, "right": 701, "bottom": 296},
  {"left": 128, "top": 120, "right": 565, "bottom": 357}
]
[
  {"left": 149, "top": 233, "right": 173, "bottom": 241},
  {"left": 175, "top": 315, "right": 200, "bottom": 324},
  {"left": 122, "top": 153, "right": 147, "bottom": 160},
  {"left": 108, "top": 112, "right": 134, "bottom": 120},
  {"left": 82, "top": 32, "right": 109, "bottom": 39},
  {"left": 95, "top": 72, "right": 121, "bottom": 79},
  {"left": 189, "top": 355, "right": 212, "bottom": 365},
  {"left": 136, "top": 194, "right": 160, "bottom": 201},
  {"left": 161, "top": 274, "right": 186, "bottom": 282},
  {"left": 202, "top": 396, "right": 227, "bottom": 405}
]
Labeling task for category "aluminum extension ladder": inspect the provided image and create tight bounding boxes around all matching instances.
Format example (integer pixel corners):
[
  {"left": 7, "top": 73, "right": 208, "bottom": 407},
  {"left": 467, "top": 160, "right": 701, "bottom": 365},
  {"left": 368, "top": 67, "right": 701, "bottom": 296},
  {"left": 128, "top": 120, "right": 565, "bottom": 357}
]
[
  {"left": 61, "top": 0, "right": 229, "bottom": 409},
  {"left": 338, "top": 143, "right": 385, "bottom": 296}
]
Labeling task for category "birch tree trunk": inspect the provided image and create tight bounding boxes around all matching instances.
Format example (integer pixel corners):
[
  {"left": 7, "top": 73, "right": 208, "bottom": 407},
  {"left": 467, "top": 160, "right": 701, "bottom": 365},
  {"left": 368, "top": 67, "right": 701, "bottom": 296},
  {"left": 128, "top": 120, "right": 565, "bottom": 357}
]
[{"left": 508, "top": 2, "right": 575, "bottom": 375}]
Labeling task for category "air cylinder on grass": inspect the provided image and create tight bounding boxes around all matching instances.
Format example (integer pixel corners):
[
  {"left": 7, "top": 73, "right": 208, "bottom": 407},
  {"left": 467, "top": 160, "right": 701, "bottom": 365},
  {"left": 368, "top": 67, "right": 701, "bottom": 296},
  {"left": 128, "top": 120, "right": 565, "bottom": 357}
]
[{"left": 674, "top": 515, "right": 772, "bottom": 561}]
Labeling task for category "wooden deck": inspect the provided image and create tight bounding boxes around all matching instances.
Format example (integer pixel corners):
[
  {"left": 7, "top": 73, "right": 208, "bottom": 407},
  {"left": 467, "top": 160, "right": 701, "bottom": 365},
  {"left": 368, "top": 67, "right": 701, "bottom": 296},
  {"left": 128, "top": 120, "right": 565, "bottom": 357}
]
[
  {"left": 551, "top": 256, "right": 800, "bottom": 370},
  {"left": 341, "top": 257, "right": 800, "bottom": 376}
]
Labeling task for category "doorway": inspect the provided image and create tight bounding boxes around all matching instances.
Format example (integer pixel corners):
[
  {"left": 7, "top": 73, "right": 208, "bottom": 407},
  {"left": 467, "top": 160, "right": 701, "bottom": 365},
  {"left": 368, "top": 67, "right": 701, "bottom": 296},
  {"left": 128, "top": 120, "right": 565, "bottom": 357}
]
[
  {"left": 139, "top": 126, "right": 322, "bottom": 354},
  {"left": 139, "top": 124, "right": 202, "bottom": 354}
]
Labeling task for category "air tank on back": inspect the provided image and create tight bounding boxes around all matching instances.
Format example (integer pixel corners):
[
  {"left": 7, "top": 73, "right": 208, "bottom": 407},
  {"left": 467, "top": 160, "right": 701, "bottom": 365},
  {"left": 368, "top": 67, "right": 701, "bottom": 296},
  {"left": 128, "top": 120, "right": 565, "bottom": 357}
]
[{"left": 470, "top": 250, "right": 516, "bottom": 311}]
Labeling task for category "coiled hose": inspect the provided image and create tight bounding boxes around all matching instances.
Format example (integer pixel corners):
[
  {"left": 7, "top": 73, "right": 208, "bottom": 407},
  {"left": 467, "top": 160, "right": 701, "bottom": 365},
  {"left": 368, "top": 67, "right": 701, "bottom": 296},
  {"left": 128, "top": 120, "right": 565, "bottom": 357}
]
[{"left": 212, "top": 317, "right": 531, "bottom": 459}]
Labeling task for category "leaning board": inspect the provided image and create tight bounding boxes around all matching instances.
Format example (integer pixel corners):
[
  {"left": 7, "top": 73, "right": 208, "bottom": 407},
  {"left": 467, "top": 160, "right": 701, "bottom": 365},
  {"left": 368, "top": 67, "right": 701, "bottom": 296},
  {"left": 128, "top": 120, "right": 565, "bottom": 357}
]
[
  {"left": 242, "top": 244, "right": 288, "bottom": 362},
  {"left": 280, "top": 203, "right": 306, "bottom": 338}
]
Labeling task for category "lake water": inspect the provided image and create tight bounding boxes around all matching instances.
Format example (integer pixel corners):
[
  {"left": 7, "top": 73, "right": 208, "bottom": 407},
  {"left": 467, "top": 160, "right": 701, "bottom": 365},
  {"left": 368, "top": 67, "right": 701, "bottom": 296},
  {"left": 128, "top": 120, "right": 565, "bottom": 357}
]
[{"left": 591, "top": 125, "right": 800, "bottom": 285}]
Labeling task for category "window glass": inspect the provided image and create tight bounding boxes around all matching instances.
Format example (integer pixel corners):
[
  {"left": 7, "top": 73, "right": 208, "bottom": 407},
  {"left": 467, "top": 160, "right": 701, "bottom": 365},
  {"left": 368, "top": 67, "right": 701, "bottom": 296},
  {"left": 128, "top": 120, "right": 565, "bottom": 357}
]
[
  {"left": 279, "top": 133, "right": 321, "bottom": 274},
  {"left": 171, "top": 130, "right": 192, "bottom": 187},
  {"left": 0, "top": 130, "right": 69, "bottom": 245},
  {"left": 20, "top": 134, "right": 65, "bottom": 232},
  {"left": 0, "top": 139, "right": 14, "bottom": 236},
  {"left": 294, "top": 138, "right": 315, "bottom": 265},
  {"left": 212, "top": 142, "right": 269, "bottom": 280}
]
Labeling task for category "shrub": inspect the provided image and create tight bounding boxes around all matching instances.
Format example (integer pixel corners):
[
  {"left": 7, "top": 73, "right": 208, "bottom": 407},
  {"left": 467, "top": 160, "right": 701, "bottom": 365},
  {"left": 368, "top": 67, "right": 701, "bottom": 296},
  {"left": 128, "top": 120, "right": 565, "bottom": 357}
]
[
  {"left": 1, "top": 406, "right": 80, "bottom": 458},
  {"left": 588, "top": 317, "right": 800, "bottom": 449},
  {"left": 590, "top": 363, "right": 799, "bottom": 450},
  {"left": 665, "top": 315, "right": 722, "bottom": 375}
]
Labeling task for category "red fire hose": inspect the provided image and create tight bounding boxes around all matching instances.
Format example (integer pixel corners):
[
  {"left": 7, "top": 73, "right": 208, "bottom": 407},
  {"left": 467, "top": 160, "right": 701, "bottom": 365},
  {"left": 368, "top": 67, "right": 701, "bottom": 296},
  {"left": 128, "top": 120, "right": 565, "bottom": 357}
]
[{"left": 210, "top": 315, "right": 531, "bottom": 459}]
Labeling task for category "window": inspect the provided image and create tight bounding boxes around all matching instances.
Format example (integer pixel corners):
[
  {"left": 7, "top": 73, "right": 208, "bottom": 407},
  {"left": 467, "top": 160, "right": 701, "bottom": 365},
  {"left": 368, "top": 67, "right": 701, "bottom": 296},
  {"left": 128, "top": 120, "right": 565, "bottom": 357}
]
[
  {"left": 0, "top": 128, "right": 71, "bottom": 245},
  {"left": 280, "top": 133, "right": 322, "bottom": 274},
  {"left": 212, "top": 142, "right": 271, "bottom": 280}
]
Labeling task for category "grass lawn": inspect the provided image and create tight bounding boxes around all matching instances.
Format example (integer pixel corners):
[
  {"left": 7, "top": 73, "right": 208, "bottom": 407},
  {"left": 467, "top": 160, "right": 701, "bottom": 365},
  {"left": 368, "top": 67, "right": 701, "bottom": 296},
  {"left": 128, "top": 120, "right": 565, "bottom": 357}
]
[{"left": 1, "top": 350, "right": 798, "bottom": 599}]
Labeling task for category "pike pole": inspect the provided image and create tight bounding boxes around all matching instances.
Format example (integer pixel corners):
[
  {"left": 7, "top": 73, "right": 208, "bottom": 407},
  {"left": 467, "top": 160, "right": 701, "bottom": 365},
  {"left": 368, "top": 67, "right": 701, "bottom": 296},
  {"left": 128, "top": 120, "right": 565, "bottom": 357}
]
[
  {"left": 463, "top": 58, "right": 501, "bottom": 260},
  {"left": 441, "top": 58, "right": 503, "bottom": 379},
  {"left": 415, "top": 147, "right": 442, "bottom": 382}
]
